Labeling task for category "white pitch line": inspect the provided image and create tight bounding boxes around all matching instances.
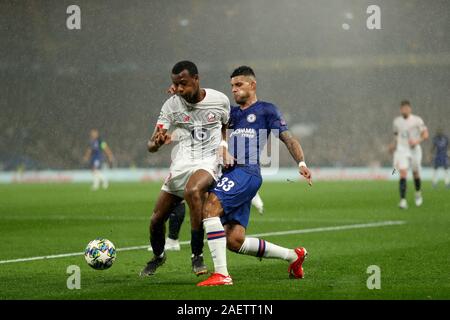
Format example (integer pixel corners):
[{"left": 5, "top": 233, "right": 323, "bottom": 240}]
[{"left": 0, "top": 220, "right": 405, "bottom": 265}]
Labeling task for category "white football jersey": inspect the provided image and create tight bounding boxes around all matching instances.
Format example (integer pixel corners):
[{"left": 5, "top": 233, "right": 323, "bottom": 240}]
[
  {"left": 393, "top": 114, "right": 427, "bottom": 153},
  {"left": 156, "top": 88, "right": 230, "bottom": 160}
]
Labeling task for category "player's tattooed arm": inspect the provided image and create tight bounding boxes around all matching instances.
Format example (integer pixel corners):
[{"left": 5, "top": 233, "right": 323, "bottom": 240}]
[
  {"left": 147, "top": 126, "right": 170, "bottom": 153},
  {"left": 280, "top": 130, "right": 305, "bottom": 163},
  {"left": 280, "top": 130, "right": 312, "bottom": 185}
]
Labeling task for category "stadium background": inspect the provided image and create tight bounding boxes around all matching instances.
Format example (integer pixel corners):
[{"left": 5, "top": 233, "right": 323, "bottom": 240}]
[
  {"left": 1, "top": 0, "right": 449, "bottom": 172},
  {"left": 1, "top": 0, "right": 450, "bottom": 303}
]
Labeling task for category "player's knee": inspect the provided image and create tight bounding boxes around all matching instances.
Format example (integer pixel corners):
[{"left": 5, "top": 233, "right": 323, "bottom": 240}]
[
  {"left": 184, "top": 184, "right": 201, "bottom": 201},
  {"left": 150, "top": 213, "right": 164, "bottom": 230},
  {"left": 226, "top": 236, "right": 244, "bottom": 253},
  {"left": 203, "top": 199, "right": 221, "bottom": 219}
]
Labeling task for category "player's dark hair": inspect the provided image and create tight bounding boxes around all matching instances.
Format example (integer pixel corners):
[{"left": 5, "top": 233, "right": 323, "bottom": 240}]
[
  {"left": 400, "top": 100, "right": 411, "bottom": 107},
  {"left": 230, "top": 66, "right": 256, "bottom": 78},
  {"left": 172, "top": 60, "right": 198, "bottom": 76}
]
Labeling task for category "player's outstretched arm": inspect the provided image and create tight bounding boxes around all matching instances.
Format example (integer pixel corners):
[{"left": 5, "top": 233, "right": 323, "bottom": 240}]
[
  {"left": 147, "top": 125, "right": 169, "bottom": 153},
  {"left": 103, "top": 143, "right": 115, "bottom": 167},
  {"left": 279, "top": 130, "right": 312, "bottom": 186},
  {"left": 83, "top": 148, "right": 91, "bottom": 163}
]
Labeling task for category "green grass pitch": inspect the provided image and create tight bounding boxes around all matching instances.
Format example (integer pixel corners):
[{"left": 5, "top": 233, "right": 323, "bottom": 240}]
[{"left": 0, "top": 180, "right": 449, "bottom": 300}]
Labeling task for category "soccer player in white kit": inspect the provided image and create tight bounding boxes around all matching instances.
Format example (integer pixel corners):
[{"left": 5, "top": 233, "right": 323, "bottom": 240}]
[
  {"left": 140, "top": 61, "right": 230, "bottom": 277},
  {"left": 389, "top": 100, "right": 429, "bottom": 209}
]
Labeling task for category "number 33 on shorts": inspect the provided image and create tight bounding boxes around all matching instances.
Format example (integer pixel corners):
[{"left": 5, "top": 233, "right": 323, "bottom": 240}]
[{"left": 216, "top": 177, "right": 235, "bottom": 192}]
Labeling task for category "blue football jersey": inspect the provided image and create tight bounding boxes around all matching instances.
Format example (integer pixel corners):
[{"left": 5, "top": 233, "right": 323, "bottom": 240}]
[
  {"left": 228, "top": 101, "right": 288, "bottom": 169},
  {"left": 90, "top": 138, "right": 104, "bottom": 161},
  {"left": 433, "top": 134, "right": 448, "bottom": 157}
]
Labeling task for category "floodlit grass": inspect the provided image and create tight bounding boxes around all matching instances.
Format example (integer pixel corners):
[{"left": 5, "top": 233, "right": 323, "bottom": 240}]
[{"left": 0, "top": 181, "right": 449, "bottom": 299}]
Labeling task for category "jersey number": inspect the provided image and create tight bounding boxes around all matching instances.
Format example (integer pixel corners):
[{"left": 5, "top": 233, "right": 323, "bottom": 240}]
[
  {"left": 216, "top": 177, "right": 235, "bottom": 192},
  {"left": 191, "top": 128, "right": 210, "bottom": 142}
]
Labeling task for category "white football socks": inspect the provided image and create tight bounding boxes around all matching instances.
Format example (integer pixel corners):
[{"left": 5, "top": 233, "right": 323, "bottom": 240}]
[
  {"left": 433, "top": 169, "right": 450, "bottom": 186},
  {"left": 251, "top": 192, "right": 264, "bottom": 213},
  {"left": 92, "top": 171, "right": 108, "bottom": 190},
  {"left": 432, "top": 169, "right": 438, "bottom": 185},
  {"left": 203, "top": 217, "right": 229, "bottom": 276},
  {"left": 92, "top": 171, "right": 101, "bottom": 190},
  {"left": 238, "top": 237, "right": 297, "bottom": 263}
]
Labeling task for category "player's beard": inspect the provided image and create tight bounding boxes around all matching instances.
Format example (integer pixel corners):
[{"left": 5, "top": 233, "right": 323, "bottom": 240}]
[
  {"left": 234, "top": 93, "right": 248, "bottom": 106},
  {"left": 181, "top": 90, "right": 200, "bottom": 104}
]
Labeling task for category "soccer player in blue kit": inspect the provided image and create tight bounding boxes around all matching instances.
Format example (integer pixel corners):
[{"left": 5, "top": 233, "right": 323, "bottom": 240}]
[
  {"left": 197, "top": 66, "right": 312, "bottom": 286},
  {"left": 83, "top": 129, "right": 114, "bottom": 190},
  {"left": 431, "top": 129, "right": 449, "bottom": 188}
]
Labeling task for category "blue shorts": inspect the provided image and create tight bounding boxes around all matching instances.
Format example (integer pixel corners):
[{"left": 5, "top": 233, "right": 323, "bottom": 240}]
[
  {"left": 90, "top": 158, "right": 102, "bottom": 170},
  {"left": 434, "top": 156, "right": 448, "bottom": 169},
  {"left": 211, "top": 166, "right": 262, "bottom": 228}
]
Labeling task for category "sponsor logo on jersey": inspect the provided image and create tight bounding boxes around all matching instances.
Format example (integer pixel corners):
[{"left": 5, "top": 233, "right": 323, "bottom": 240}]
[
  {"left": 207, "top": 113, "right": 216, "bottom": 122},
  {"left": 230, "top": 128, "right": 257, "bottom": 138}
]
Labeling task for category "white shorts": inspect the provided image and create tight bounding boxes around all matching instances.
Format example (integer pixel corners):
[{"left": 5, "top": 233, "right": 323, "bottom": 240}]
[
  {"left": 393, "top": 146, "right": 422, "bottom": 172},
  {"left": 161, "top": 156, "right": 221, "bottom": 198}
]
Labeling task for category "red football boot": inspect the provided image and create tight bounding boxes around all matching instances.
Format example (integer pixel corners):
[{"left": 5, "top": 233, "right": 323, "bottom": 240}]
[
  {"left": 197, "top": 273, "right": 233, "bottom": 286},
  {"left": 288, "top": 247, "right": 308, "bottom": 279}
]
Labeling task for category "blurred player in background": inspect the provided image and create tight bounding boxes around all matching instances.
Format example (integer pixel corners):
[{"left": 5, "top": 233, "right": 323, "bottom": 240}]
[
  {"left": 431, "top": 129, "right": 449, "bottom": 188},
  {"left": 163, "top": 201, "right": 186, "bottom": 251},
  {"left": 140, "top": 61, "right": 230, "bottom": 277},
  {"left": 83, "top": 129, "right": 114, "bottom": 191},
  {"left": 389, "top": 100, "right": 429, "bottom": 209},
  {"left": 198, "top": 66, "right": 312, "bottom": 286},
  {"left": 251, "top": 191, "right": 264, "bottom": 214}
]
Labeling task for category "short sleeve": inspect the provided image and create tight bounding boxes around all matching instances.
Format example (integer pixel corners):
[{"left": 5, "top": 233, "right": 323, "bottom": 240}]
[
  {"left": 156, "top": 99, "right": 173, "bottom": 130},
  {"left": 266, "top": 104, "right": 288, "bottom": 135},
  {"left": 221, "top": 95, "right": 231, "bottom": 125},
  {"left": 393, "top": 119, "right": 398, "bottom": 135},
  {"left": 416, "top": 117, "right": 426, "bottom": 132}
]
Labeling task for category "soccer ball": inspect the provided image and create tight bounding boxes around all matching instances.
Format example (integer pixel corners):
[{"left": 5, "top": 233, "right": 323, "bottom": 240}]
[{"left": 84, "top": 238, "right": 116, "bottom": 270}]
